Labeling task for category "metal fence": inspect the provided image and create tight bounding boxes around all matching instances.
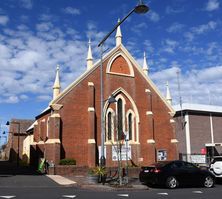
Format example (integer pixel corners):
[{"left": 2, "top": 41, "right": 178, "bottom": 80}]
[{"left": 179, "top": 153, "right": 212, "bottom": 167}]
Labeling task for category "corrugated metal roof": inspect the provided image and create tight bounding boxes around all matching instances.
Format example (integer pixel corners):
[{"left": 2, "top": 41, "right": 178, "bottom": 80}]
[{"left": 173, "top": 103, "right": 222, "bottom": 113}]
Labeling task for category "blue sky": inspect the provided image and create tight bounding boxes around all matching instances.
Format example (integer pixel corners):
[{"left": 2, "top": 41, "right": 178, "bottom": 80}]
[{"left": 0, "top": 0, "right": 222, "bottom": 144}]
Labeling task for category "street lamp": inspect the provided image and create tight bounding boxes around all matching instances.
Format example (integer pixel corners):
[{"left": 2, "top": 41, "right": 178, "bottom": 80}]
[
  {"left": 6, "top": 121, "right": 20, "bottom": 167},
  {"left": 98, "top": 0, "right": 149, "bottom": 168}
]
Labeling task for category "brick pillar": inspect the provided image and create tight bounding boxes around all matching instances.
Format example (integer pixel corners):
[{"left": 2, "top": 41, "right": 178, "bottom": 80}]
[
  {"left": 170, "top": 118, "right": 179, "bottom": 159},
  {"left": 87, "top": 82, "right": 96, "bottom": 167},
  {"left": 145, "top": 89, "right": 156, "bottom": 163},
  {"left": 45, "top": 105, "right": 62, "bottom": 166}
]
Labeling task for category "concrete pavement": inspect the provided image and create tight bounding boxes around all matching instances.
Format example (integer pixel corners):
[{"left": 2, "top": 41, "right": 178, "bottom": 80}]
[{"left": 47, "top": 174, "right": 149, "bottom": 191}]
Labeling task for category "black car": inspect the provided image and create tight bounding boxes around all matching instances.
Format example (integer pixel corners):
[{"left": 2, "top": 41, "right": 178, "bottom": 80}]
[{"left": 139, "top": 160, "right": 215, "bottom": 189}]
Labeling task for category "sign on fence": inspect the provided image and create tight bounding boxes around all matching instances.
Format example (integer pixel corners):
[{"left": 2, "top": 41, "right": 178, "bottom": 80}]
[
  {"left": 112, "top": 145, "right": 131, "bottom": 161},
  {"left": 190, "top": 155, "right": 206, "bottom": 164}
]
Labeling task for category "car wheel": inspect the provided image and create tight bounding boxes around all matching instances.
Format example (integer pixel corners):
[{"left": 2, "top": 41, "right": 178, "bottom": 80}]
[
  {"left": 204, "top": 176, "right": 214, "bottom": 188},
  {"left": 166, "top": 176, "right": 178, "bottom": 189}
]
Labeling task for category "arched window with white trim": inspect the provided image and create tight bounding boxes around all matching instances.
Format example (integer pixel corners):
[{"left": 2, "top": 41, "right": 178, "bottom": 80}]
[
  {"left": 104, "top": 89, "right": 139, "bottom": 144},
  {"left": 105, "top": 108, "right": 115, "bottom": 142},
  {"left": 107, "top": 112, "right": 112, "bottom": 140},
  {"left": 128, "top": 113, "right": 132, "bottom": 141},
  {"left": 126, "top": 110, "right": 136, "bottom": 142},
  {"left": 117, "top": 98, "right": 123, "bottom": 140}
]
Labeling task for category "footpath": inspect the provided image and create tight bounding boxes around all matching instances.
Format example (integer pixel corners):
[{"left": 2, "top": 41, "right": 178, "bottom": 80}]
[{"left": 47, "top": 175, "right": 149, "bottom": 191}]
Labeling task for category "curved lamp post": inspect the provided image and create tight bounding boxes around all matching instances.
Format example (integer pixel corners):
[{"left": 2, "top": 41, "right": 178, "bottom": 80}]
[{"left": 98, "top": 0, "right": 149, "bottom": 167}]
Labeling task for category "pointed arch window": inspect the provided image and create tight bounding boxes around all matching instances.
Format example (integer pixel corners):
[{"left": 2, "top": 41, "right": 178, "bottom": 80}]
[
  {"left": 117, "top": 99, "right": 123, "bottom": 140},
  {"left": 107, "top": 112, "right": 112, "bottom": 140},
  {"left": 128, "top": 113, "right": 132, "bottom": 141}
]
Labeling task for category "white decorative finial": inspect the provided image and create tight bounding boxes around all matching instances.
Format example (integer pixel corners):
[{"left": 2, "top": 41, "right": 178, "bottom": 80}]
[
  {"left": 87, "top": 38, "right": 93, "bottom": 70},
  {"left": 143, "top": 52, "right": 149, "bottom": 76},
  {"left": 53, "top": 65, "right": 61, "bottom": 100},
  {"left": 166, "top": 81, "right": 172, "bottom": 105},
  {"left": 115, "top": 18, "right": 122, "bottom": 46}
]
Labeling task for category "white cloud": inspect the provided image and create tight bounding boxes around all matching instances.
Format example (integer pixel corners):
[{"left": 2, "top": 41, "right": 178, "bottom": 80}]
[
  {"left": 63, "top": 7, "right": 81, "bottom": 15},
  {"left": 151, "top": 65, "right": 222, "bottom": 106},
  {"left": 165, "top": 6, "right": 184, "bottom": 14},
  {"left": 0, "top": 15, "right": 9, "bottom": 25},
  {"left": 0, "top": 20, "right": 100, "bottom": 104},
  {"left": 20, "top": 0, "right": 33, "bottom": 10},
  {"left": 37, "top": 95, "right": 52, "bottom": 101},
  {"left": 162, "top": 39, "right": 178, "bottom": 54},
  {"left": 7, "top": 96, "right": 19, "bottom": 104},
  {"left": 205, "top": 0, "right": 220, "bottom": 11},
  {"left": 147, "top": 11, "right": 160, "bottom": 23},
  {"left": 184, "top": 21, "right": 217, "bottom": 41},
  {"left": 191, "top": 21, "right": 217, "bottom": 34},
  {"left": 167, "top": 22, "right": 185, "bottom": 33},
  {"left": 36, "top": 22, "right": 53, "bottom": 32}
]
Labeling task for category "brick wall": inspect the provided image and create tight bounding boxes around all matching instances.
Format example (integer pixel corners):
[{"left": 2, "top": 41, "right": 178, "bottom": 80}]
[{"left": 32, "top": 47, "right": 177, "bottom": 168}]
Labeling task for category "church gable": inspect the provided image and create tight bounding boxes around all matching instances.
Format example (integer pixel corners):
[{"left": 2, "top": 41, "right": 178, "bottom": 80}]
[{"left": 106, "top": 51, "right": 134, "bottom": 77}]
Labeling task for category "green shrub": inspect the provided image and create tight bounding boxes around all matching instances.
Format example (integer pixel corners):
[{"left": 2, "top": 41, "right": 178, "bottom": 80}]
[{"left": 59, "top": 158, "right": 76, "bottom": 165}]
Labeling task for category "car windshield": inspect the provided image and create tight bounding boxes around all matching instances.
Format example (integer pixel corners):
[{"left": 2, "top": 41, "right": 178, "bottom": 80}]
[{"left": 212, "top": 157, "right": 222, "bottom": 163}]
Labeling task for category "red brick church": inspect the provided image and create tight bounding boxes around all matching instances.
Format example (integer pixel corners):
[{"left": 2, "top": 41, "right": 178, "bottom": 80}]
[{"left": 30, "top": 24, "right": 178, "bottom": 168}]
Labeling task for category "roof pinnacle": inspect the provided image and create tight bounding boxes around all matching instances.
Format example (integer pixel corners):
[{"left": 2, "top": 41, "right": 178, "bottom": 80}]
[
  {"left": 53, "top": 65, "right": 61, "bottom": 100},
  {"left": 87, "top": 38, "right": 93, "bottom": 70},
  {"left": 115, "top": 18, "right": 122, "bottom": 46},
  {"left": 143, "top": 51, "right": 149, "bottom": 76},
  {"left": 166, "top": 81, "right": 172, "bottom": 105}
]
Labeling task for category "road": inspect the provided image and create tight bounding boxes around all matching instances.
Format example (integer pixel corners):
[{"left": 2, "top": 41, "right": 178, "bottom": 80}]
[
  {"left": 1, "top": 174, "right": 222, "bottom": 199},
  {"left": 0, "top": 162, "right": 222, "bottom": 199}
]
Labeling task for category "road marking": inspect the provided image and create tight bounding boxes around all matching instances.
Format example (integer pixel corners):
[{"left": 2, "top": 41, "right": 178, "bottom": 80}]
[
  {"left": 117, "top": 194, "right": 129, "bottom": 197},
  {"left": 157, "top": 193, "right": 168, "bottom": 195},
  {"left": 192, "top": 191, "right": 203, "bottom": 194},
  {"left": 62, "top": 195, "right": 76, "bottom": 198},
  {"left": 0, "top": 196, "right": 16, "bottom": 199}
]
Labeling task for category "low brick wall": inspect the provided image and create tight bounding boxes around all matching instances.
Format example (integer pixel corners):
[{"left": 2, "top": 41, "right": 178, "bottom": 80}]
[
  {"left": 48, "top": 165, "right": 89, "bottom": 176},
  {"left": 48, "top": 165, "right": 141, "bottom": 178}
]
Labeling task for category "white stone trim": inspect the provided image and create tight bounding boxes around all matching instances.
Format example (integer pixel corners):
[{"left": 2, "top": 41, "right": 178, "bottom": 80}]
[
  {"left": 88, "top": 107, "right": 95, "bottom": 112},
  {"left": 168, "top": 112, "right": 175, "bottom": 117},
  {"left": 88, "top": 139, "right": 96, "bottom": 144},
  {"left": 171, "top": 139, "right": 179, "bottom": 143},
  {"left": 45, "top": 139, "right": 61, "bottom": 144},
  {"left": 145, "top": 89, "right": 151, "bottom": 93},
  {"left": 146, "top": 111, "right": 153, "bottom": 115},
  {"left": 128, "top": 140, "right": 140, "bottom": 144},
  {"left": 41, "top": 119, "right": 46, "bottom": 122},
  {"left": 185, "top": 112, "right": 191, "bottom": 159},
  {"left": 106, "top": 51, "right": 135, "bottom": 77},
  {"left": 37, "top": 141, "right": 45, "bottom": 145},
  {"left": 88, "top": 82, "right": 94, "bottom": 86},
  {"left": 170, "top": 119, "right": 175, "bottom": 123},
  {"left": 210, "top": 113, "right": 214, "bottom": 144},
  {"left": 51, "top": 113, "right": 61, "bottom": 118},
  {"left": 50, "top": 104, "right": 63, "bottom": 111},
  {"left": 147, "top": 139, "right": 155, "bottom": 144},
  {"left": 138, "top": 157, "right": 144, "bottom": 162}
]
